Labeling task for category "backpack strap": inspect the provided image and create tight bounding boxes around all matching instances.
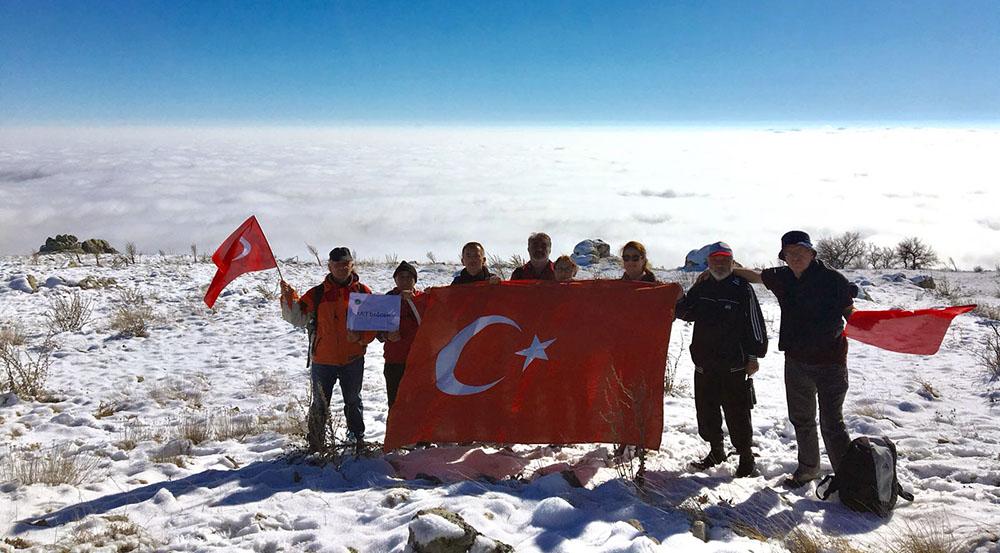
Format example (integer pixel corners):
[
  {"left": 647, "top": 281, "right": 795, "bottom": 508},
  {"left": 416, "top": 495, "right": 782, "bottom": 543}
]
[
  {"left": 815, "top": 474, "right": 838, "bottom": 500},
  {"left": 897, "top": 483, "right": 914, "bottom": 502}
]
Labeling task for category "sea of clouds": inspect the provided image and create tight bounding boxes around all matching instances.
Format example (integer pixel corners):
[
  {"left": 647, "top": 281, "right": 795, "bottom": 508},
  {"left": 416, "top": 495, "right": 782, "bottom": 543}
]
[{"left": 1, "top": 126, "right": 998, "bottom": 268}]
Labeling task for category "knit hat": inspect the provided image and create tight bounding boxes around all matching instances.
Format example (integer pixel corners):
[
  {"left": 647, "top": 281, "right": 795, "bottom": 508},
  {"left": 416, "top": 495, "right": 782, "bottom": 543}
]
[
  {"left": 707, "top": 241, "right": 733, "bottom": 257},
  {"left": 393, "top": 260, "right": 418, "bottom": 281},
  {"left": 778, "top": 230, "right": 814, "bottom": 261}
]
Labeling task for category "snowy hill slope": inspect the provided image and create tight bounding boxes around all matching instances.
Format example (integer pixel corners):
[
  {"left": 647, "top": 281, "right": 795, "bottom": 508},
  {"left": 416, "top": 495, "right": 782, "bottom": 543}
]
[{"left": 1, "top": 255, "right": 999, "bottom": 552}]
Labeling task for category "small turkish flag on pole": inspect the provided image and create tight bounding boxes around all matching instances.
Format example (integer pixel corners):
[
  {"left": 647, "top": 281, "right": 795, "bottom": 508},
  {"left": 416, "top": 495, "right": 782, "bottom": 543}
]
[
  {"left": 385, "top": 280, "right": 682, "bottom": 450},
  {"left": 204, "top": 215, "right": 278, "bottom": 308},
  {"left": 845, "top": 305, "right": 975, "bottom": 355}
]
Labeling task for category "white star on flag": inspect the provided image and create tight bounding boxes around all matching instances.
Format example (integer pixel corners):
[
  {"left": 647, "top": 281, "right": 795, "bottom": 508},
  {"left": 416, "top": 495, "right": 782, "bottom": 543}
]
[{"left": 515, "top": 335, "right": 556, "bottom": 371}]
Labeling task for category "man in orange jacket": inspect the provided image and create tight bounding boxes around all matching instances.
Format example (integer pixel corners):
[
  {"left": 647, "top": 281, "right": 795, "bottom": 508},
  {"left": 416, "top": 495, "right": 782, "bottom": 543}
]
[{"left": 280, "top": 247, "right": 375, "bottom": 451}]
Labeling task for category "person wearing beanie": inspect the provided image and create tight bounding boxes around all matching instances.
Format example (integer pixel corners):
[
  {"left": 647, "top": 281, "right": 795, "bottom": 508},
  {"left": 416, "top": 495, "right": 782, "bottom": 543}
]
[
  {"left": 379, "top": 261, "right": 424, "bottom": 408},
  {"left": 279, "top": 246, "right": 376, "bottom": 452},
  {"left": 730, "top": 230, "right": 858, "bottom": 488},
  {"left": 676, "top": 241, "right": 768, "bottom": 478}
]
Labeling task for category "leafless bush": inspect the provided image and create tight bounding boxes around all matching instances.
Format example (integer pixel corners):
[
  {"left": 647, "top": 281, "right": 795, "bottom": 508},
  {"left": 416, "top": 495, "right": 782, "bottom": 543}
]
[
  {"left": 881, "top": 521, "right": 969, "bottom": 553},
  {"left": 179, "top": 415, "right": 211, "bottom": 444},
  {"left": 190, "top": 243, "right": 198, "bottom": 262},
  {"left": 915, "top": 377, "right": 941, "bottom": 400},
  {"left": 46, "top": 291, "right": 95, "bottom": 333},
  {"left": 897, "top": 237, "right": 939, "bottom": 270},
  {"left": 125, "top": 241, "right": 139, "bottom": 264},
  {"left": 426, "top": 251, "right": 438, "bottom": 264},
  {"left": 1, "top": 445, "right": 104, "bottom": 486},
  {"left": 868, "top": 245, "right": 900, "bottom": 269},
  {"left": 255, "top": 283, "right": 278, "bottom": 301},
  {"left": 816, "top": 231, "right": 869, "bottom": 269},
  {"left": 0, "top": 320, "right": 27, "bottom": 347},
  {"left": 116, "top": 416, "right": 159, "bottom": 451},
  {"left": 664, "top": 332, "right": 688, "bottom": 397},
  {"left": 384, "top": 253, "right": 399, "bottom": 266},
  {"left": 935, "top": 277, "right": 962, "bottom": 301},
  {"left": 972, "top": 304, "right": 1000, "bottom": 321},
  {"left": 509, "top": 253, "right": 526, "bottom": 268},
  {"left": 110, "top": 287, "right": 154, "bottom": 338},
  {"left": 487, "top": 253, "right": 509, "bottom": 279},
  {"left": 980, "top": 324, "right": 1000, "bottom": 381},
  {"left": 94, "top": 400, "right": 121, "bottom": 419},
  {"left": 0, "top": 342, "right": 52, "bottom": 399},
  {"left": 306, "top": 243, "right": 322, "bottom": 266},
  {"left": 59, "top": 513, "right": 157, "bottom": 552}
]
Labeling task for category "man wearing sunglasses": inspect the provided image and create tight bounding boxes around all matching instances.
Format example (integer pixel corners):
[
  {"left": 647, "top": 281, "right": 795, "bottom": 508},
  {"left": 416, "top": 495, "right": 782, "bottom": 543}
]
[{"left": 676, "top": 242, "right": 768, "bottom": 478}]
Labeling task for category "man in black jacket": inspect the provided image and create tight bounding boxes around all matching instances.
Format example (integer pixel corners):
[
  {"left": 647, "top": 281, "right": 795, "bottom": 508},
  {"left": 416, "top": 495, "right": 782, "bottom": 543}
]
[
  {"left": 676, "top": 242, "right": 768, "bottom": 478},
  {"left": 732, "top": 230, "right": 858, "bottom": 488}
]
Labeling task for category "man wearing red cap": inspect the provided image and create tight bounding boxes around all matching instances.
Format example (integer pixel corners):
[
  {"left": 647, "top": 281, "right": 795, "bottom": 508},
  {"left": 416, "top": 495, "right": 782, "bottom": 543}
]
[{"left": 676, "top": 242, "right": 768, "bottom": 478}]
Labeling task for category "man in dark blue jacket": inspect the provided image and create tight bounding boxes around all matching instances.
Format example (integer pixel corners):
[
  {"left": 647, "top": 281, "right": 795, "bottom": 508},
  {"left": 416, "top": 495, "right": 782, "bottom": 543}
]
[
  {"left": 676, "top": 242, "right": 768, "bottom": 477},
  {"left": 732, "top": 231, "right": 857, "bottom": 488}
]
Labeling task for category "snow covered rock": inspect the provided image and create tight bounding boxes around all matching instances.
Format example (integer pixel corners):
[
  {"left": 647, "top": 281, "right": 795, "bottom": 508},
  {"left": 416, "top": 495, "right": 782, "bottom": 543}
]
[
  {"left": 682, "top": 244, "right": 713, "bottom": 272},
  {"left": 8, "top": 275, "right": 35, "bottom": 293},
  {"left": 43, "top": 275, "right": 68, "bottom": 288},
  {"left": 571, "top": 239, "right": 611, "bottom": 266},
  {"left": 882, "top": 273, "right": 907, "bottom": 283},
  {"left": 407, "top": 508, "right": 512, "bottom": 553},
  {"left": 910, "top": 275, "right": 936, "bottom": 289}
]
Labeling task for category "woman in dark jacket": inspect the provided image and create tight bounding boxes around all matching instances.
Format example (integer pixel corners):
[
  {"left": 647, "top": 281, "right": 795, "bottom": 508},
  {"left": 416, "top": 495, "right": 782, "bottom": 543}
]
[{"left": 620, "top": 241, "right": 657, "bottom": 283}]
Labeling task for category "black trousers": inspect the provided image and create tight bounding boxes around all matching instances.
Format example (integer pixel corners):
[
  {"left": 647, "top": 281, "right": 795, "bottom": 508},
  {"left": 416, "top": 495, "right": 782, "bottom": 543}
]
[
  {"left": 694, "top": 368, "right": 753, "bottom": 453},
  {"left": 384, "top": 362, "right": 406, "bottom": 408}
]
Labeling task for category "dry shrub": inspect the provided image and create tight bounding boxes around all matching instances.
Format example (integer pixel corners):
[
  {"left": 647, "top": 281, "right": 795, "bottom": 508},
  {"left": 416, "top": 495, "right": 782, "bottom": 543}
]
[
  {"left": 110, "top": 287, "right": 154, "bottom": 338},
  {"left": 0, "top": 342, "right": 52, "bottom": 399},
  {"left": 882, "top": 522, "right": 969, "bottom": 553},
  {"left": 0, "top": 320, "right": 27, "bottom": 347},
  {"left": 116, "top": 416, "right": 159, "bottom": 451},
  {"left": 980, "top": 324, "right": 1000, "bottom": 381},
  {"left": 255, "top": 283, "right": 278, "bottom": 301},
  {"left": 972, "top": 304, "right": 1000, "bottom": 321},
  {"left": 664, "top": 332, "right": 688, "bottom": 397},
  {"left": 46, "top": 291, "right": 94, "bottom": 333},
  {"left": 94, "top": 400, "right": 120, "bottom": 419},
  {"left": 487, "top": 253, "right": 510, "bottom": 279},
  {"left": 1, "top": 445, "right": 104, "bottom": 486},
  {"left": 915, "top": 378, "right": 941, "bottom": 400},
  {"left": 58, "top": 514, "right": 158, "bottom": 552},
  {"left": 149, "top": 439, "right": 192, "bottom": 467},
  {"left": 179, "top": 415, "right": 211, "bottom": 444},
  {"left": 935, "top": 277, "right": 962, "bottom": 301}
]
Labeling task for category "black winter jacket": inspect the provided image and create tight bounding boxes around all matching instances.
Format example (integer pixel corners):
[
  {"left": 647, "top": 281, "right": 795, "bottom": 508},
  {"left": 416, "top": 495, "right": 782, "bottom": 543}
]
[
  {"left": 675, "top": 274, "right": 768, "bottom": 373},
  {"left": 761, "top": 260, "right": 857, "bottom": 366}
]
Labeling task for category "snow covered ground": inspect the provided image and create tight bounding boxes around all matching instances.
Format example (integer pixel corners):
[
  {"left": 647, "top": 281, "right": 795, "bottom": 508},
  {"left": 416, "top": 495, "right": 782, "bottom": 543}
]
[{"left": 2, "top": 254, "right": 999, "bottom": 552}]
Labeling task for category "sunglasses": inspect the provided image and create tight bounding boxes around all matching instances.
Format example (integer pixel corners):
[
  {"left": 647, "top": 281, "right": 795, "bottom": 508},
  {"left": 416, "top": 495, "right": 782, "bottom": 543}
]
[{"left": 622, "top": 254, "right": 643, "bottom": 262}]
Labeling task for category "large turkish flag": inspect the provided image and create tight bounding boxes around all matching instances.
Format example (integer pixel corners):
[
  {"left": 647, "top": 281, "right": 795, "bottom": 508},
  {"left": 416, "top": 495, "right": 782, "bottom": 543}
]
[
  {"left": 204, "top": 215, "right": 277, "bottom": 308},
  {"left": 384, "top": 280, "right": 681, "bottom": 450},
  {"left": 845, "top": 305, "right": 975, "bottom": 355}
]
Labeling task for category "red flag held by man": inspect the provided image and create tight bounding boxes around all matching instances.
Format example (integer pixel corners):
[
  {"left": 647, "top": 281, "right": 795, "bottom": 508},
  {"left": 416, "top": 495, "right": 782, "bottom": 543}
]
[
  {"left": 845, "top": 305, "right": 975, "bottom": 355},
  {"left": 384, "top": 280, "right": 681, "bottom": 450},
  {"left": 204, "top": 215, "right": 278, "bottom": 308}
]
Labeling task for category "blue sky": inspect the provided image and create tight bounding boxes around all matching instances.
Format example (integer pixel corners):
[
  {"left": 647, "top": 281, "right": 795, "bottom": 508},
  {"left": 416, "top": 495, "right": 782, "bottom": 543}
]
[{"left": 2, "top": 1, "right": 999, "bottom": 125}]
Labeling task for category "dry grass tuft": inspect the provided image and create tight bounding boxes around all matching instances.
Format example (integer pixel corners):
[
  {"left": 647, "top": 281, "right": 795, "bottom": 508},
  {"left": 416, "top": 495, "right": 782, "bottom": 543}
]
[
  {"left": 0, "top": 320, "right": 27, "bottom": 347},
  {"left": 915, "top": 378, "right": 941, "bottom": 400},
  {"left": 972, "top": 304, "right": 1000, "bottom": 321},
  {"left": 46, "top": 291, "right": 95, "bottom": 333},
  {"left": 980, "top": 324, "right": 1000, "bottom": 381},
  {"left": 94, "top": 400, "right": 121, "bottom": 419},
  {"left": 110, "top": 287, "right": 154, "bottom": 338},
  {"left": 57, "top": 513, "right": 158, "bottom": 552},
  {"left": 1, "top": 445, "right": 104, "bottom": 486},
  {"left": 0, "top": 342, "right": 52, "bottom": 399},
  {"left": 881, "top": 522, "right": 969, "bottom": 553}
]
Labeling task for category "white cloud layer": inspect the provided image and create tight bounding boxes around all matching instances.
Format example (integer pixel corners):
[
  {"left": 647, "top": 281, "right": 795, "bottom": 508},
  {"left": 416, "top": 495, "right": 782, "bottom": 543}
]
[{"left": 1, "top": 126, "right": 998, "bottom": 268}]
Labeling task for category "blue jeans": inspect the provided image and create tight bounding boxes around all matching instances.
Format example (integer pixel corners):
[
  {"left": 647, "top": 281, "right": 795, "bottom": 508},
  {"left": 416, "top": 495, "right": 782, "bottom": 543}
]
[{"left": 308, "top": 357, "right": 365, "bottom": 449}]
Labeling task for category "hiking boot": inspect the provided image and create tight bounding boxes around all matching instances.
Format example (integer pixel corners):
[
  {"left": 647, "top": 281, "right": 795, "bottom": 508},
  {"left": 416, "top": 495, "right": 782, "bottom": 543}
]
[
  {"left": 735, "top": 453, "right": 756, "bottom": 478},
  {"left": 782, "top": 468, "right": 820, "bottom": 488},
  {"left": 688, "top": 447, "right": 726, "bottom": 471}
]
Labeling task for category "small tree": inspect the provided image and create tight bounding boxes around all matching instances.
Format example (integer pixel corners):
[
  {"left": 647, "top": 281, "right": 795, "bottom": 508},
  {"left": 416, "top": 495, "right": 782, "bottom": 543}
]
[
  {"left": 896, "top": 237, "right": 939, "bottom": 270},
  {"left": 867, "top": 245, "right": 899, "bottom": 269},
  {"left": 306, "top": 244, "right": 322, "bottom": 266},
  {"left": 816, "top": 231, "right": 868, "bottom": 269},
  {"left": 125, "top": 241, "right": 139, "bottom": 264}
]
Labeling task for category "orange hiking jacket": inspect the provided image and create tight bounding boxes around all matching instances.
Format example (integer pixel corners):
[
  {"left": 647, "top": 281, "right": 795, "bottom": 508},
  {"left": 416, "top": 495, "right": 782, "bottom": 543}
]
[{"left": 282, "top": 273, "right": 376, "bottom": 366}]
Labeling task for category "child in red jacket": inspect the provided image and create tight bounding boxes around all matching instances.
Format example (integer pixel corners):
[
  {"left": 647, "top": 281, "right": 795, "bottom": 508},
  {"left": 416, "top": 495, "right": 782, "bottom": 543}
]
[{"left": 380, "top": 261, "right": 424, "bottom": 407}]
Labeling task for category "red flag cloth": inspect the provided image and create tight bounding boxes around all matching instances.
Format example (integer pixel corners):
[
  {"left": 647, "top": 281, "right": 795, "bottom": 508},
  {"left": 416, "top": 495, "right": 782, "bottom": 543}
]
[
  {"left": 845, "top": 305, "right": 975, "bottom": 355},
  {"left": 384, "top": 280, "right": 681, "bottom": 450},
  {"left": 204, "top": 215, "right": 277, "bottom": 308}
]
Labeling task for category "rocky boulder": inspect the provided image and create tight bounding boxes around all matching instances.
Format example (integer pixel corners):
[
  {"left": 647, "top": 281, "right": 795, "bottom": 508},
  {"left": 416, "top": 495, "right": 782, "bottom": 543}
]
[
  {"left": 81, "top": 238, "right": 118, "bottom": 255},
  {"left": 910, "top": 275, "right": 936, "bottom": 290},
  {"left": 571, "top": 239, "right": 612, "bottom": 266},
  {"left": 407, "top": 508, "right": 512, "bottom": 553},
  {"left": 39, "top": 234, "right": 83, "bottom": 254}
]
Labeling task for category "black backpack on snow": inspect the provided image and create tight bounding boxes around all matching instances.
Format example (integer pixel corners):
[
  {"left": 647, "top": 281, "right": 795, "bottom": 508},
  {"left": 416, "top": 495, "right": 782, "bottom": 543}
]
[{"left": 816, "top": 436, "right": 914, "bottom": 517}]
